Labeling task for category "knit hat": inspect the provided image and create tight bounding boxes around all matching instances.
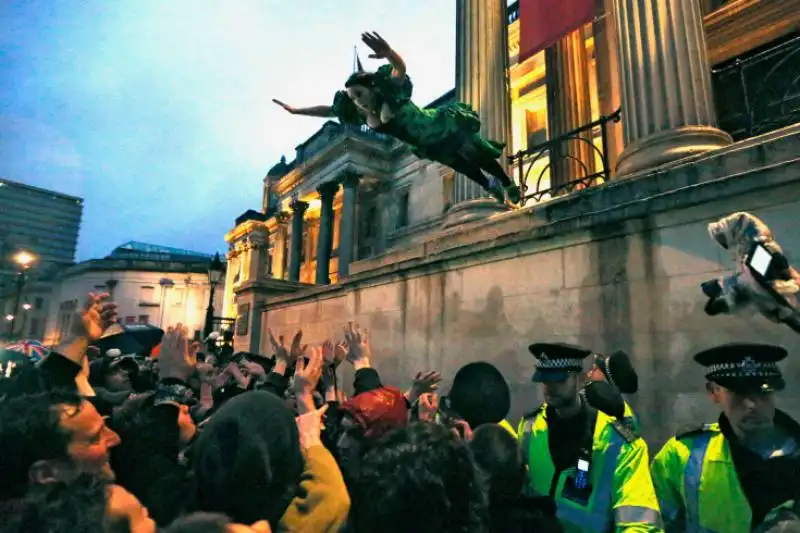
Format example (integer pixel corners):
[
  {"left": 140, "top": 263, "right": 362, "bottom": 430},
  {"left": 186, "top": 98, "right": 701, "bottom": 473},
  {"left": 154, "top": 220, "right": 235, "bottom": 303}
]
[
  {"left": 446, "top": 361, "right": 510, "bottom": 429},
  {"left": 339, "top": 387, "right": 408, "bottom": 441},
  {"left": 193, "top": 391, "right": 303, "bottom": 527}
]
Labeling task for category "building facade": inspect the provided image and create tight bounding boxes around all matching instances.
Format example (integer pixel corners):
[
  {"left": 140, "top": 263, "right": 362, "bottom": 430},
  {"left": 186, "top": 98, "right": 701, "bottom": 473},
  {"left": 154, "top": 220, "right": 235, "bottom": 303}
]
[
  {"left": 41, "top": 242, "right": 225, "bottom": 346},
  {"left": 0, "top": 178, "right": 83, "bottom": 268},
  {"left": 223, "top": 0, "right": 800, "bottom": 445}
]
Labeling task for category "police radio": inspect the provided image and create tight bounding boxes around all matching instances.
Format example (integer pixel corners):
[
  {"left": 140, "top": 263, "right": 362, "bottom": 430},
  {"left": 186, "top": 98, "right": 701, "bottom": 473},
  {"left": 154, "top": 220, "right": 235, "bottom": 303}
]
[{"left": 563, "top": 448, "right": 593, "bottom": 505}]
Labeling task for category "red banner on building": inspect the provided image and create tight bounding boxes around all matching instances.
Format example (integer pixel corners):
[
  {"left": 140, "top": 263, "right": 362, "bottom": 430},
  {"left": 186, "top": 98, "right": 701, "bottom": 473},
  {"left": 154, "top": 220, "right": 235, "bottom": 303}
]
[{"left": 518, "top": 0, "right": 595, "bottom": 62}]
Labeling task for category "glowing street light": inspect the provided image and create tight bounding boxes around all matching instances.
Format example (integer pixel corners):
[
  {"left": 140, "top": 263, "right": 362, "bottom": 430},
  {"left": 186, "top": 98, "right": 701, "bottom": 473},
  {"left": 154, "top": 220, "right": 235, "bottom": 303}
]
[
  {"left": 4, "top": 315, "right": 13, "bottom": 322},
  {"left": 12, "top": 250, "right": 37, "bottom": 270},
  {"left": 22, "top": 303, "right": 32, "bottom": 311}
]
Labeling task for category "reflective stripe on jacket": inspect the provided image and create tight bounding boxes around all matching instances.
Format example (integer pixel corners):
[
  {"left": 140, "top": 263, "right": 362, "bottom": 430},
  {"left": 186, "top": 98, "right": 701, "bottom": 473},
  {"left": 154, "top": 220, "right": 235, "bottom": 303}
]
[
  {"left": 498, "top": 418, "right": 517, "bottom": 438},
  {"left": 651, "top": 423, "right": 766, "bottom": 532},
  {"left": 518, "top": 406, "right": 663, "bottom": 533}
]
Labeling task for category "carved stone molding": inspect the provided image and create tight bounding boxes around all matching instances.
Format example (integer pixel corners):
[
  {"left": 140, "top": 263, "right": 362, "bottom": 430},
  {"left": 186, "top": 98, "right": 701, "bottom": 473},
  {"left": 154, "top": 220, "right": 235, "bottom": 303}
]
[{"left": 705, "top": 0, "right": 800, "bottom": 66}]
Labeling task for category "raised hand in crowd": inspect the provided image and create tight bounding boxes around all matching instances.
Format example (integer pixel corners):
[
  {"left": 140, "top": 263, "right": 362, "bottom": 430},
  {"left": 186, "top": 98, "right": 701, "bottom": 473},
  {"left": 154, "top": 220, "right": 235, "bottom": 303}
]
[
  {"left": 320, "top": 340, "right": 339, "bottom": 402},
  {"left": 268, "top": 329, "right": 307, "bottom": 375},
  {"left": 294, "top": 345, "right": 324, "bottom": 414},
  {"left": 296, "top": 403, "right": 329, "bottom": 451},
  {"left": 321, "top": 340, "right": 335, "bottom": 367},
  {"left": 58, "top": 292, "right": 118, "bottom": 367},
  {"left": 333, "top": 341, "right": 348, "bottom": 366},
  {"left": 159, "top": 324, "right": 200, "bottom": 382},
  {"left": 343, "top": 322, "right": 371, "bottom": 369},
  {"left": 405, "top": 370, "right": 442, "bottom": 405},
  {"left": 418, "top": 392, "right": 439, "bottom": 423}
]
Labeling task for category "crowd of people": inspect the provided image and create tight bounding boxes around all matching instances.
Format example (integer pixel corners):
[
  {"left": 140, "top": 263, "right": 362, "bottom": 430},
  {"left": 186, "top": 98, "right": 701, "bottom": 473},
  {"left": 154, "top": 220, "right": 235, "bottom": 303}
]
[{"left": 0, "top": 291, "right": 797, "bottom": 533}]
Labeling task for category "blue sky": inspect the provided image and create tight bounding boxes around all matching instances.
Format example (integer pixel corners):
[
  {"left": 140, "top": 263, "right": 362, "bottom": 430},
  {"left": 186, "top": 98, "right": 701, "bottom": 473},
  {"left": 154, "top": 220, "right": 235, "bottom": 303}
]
[{"left": 0, "top": 0, "right": 456, "bottom": 260}]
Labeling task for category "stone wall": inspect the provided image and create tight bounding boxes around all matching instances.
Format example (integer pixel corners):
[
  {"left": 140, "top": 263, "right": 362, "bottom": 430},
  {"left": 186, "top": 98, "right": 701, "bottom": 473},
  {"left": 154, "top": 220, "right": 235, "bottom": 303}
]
[{"left": 260, "top": 125, "right": 800, "bottom": 448}]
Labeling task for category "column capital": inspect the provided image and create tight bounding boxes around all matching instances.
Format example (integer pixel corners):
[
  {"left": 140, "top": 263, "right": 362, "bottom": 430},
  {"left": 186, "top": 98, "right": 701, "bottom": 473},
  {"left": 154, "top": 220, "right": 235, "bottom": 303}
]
[
  {"left": 339, "top": 172, "right": 361, "bottom": 189},
  {"left": 317, "top": 180, "right": 340, "bottom": 199},
  {"left": 290, "top": 199, "right": 309, "bottom": 214}
]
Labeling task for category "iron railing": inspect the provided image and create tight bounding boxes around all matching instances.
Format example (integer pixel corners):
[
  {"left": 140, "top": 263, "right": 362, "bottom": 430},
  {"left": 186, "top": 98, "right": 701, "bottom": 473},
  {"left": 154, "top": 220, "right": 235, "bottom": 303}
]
[
  {"left": 507, "top": 109, "right": 621, "bottom": 204},
  {"left": 713, "top": 34, "right": 800, "bottom": 141}
]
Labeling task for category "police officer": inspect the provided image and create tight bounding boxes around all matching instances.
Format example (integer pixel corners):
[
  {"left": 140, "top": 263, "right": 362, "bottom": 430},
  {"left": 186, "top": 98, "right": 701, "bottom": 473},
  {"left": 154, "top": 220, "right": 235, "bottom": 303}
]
[
  {"left": 587, "top": 350, "right": 641, "bottom": 431},
  {"left": 651, "top": 343, "right": 800, "bottom": 532},
  {"left": 518, "top": 342, "right": 663, "bottom": 532}
]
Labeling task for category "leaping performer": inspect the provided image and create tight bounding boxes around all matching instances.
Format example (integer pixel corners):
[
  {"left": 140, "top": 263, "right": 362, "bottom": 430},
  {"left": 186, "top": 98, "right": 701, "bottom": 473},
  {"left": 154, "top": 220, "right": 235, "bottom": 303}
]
[{"left": 273, "top": 31, "right": 521, "bottom": 205}]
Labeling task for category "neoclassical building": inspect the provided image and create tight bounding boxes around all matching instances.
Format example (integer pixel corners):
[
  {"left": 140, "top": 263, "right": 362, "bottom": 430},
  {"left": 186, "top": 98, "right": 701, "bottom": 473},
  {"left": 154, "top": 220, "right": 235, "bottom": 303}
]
[{"left": 224, "top": 0, "right": 800, "bottom": 442}]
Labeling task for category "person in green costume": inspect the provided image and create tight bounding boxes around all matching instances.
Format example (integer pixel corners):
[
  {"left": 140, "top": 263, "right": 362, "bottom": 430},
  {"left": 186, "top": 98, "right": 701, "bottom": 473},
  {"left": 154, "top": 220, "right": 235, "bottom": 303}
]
[{"left": 273, "top": 31, "right": 521, "bottom": 205}]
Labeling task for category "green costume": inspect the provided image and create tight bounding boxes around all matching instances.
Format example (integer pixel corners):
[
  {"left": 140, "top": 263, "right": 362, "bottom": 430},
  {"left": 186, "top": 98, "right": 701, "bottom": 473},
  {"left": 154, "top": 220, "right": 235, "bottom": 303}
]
[{"left": 331, "top": 65, "right": 512, "bottom": 194}]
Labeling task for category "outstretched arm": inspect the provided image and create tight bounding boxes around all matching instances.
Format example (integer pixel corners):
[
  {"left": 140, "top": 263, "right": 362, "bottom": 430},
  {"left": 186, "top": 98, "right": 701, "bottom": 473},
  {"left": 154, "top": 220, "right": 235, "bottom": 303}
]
[
  {"left": 362, "top": 31, "right": 406, "bottom": 80},
  {"left": 273, "top": 99, "right": 333, "bottom": 118}
]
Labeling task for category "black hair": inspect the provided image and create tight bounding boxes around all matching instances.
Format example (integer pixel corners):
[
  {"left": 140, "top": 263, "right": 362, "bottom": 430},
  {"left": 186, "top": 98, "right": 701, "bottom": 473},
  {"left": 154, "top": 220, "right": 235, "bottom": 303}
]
[
  {"left": 2, "top": 473, "right": 111, "bottom": 533},
  {"left": 469, "top": 424, "right": 525, "bottom": 504},
  {"left": 0, "top": 390, "right": 83, "bottom": 500},
  {"left": 351, "top": 422, "right": 489, "bottom": 533},
  {"left": 162, "top": 512, "right": 230, "bottom": 533},
  {"left": 344, "top": 71, "right": 377, "bottom": 89}
]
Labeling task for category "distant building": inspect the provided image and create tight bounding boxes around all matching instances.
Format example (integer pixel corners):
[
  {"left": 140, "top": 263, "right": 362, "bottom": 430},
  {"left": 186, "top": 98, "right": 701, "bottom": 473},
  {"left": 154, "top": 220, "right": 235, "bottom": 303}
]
[
  {"left": 41, "top": 242, "right": 226, "bottom": 346},
  {"left": 0, "top": 178, "right": 83, "bottom": 268}
]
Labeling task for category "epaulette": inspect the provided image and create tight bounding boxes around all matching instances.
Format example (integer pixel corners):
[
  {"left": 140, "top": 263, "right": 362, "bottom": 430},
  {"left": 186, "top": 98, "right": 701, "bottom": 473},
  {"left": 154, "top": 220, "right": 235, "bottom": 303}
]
[
  {"left": 675, "top": 423, "right": 715, "bottom": 440},
  {"left": 610, "top": 419, "right": 639, "bottom": 443},
  {"left": 522, "top": 403, "right": 546, "bottom": 420}
]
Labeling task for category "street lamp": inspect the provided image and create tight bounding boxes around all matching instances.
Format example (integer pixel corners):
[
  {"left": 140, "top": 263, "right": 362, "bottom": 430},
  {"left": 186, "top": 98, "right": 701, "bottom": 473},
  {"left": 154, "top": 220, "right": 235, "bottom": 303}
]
[
  {"left": 9, "top": 250, "right": 37, "bottom": 339},
  {"left": 203, "top": 253, "right": 225, "bottom": 338},
  {"left": 158, "top": 278, "right": 175, "bottom": 327}
]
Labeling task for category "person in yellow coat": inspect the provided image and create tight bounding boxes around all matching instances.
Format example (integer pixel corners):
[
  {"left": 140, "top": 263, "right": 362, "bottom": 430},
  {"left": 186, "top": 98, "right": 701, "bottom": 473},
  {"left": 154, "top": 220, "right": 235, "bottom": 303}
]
[
  {"left": 518, "top": 342, "right": 663, "bottom": 532},
  {"left": 587, "top": 350, "right": 641, "bottom": 432},
  {"left": 651, "top": 343, "right": 800, "bottom": 532}
]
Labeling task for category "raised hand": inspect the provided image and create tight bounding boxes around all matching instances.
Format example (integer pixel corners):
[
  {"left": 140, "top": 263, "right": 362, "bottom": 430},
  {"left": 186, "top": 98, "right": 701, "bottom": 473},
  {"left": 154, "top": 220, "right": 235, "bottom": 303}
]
[
  {"left": 72, "top": 292, "right": 118, "bottom": 341},
  {"left": 418, "top": 392, "right": 439, "bottom": 423},
  {"left": 294, "top": 346, "right": 324, "bottom": 414},
  {"left": 158, "top": 324, "right": 197, "bottom": 382},
  {"left": 362, "top": 31, "right": 392, "bottom": 59},
  {"left": 406, "top": 370, "right": 443, "bottom": 404},
  {"left": 269, "top": 329, "right": 307, "bottom": 366},
  {"left": 296, "top": 403, "right": 329, "bottom": 450},
  {"left": 321, "top": 340, "right": 335, "bottom": 367},
  {"left": 272, "top": 98, "right": 296, "bottom": 114},
  {"left": 343, "top": 321, "right": 371, "bottom": 369},
  {"left": 333, "top": 342, "right": 348, "bottom": 367}
]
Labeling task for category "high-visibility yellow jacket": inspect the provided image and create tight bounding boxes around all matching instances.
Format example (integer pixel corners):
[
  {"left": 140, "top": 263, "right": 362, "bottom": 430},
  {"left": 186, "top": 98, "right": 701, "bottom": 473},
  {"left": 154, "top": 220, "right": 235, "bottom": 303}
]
[
  {"left": 623, "top": 401, "right": 641, "bottom": 434},
  {"left": 518, "top": 405, "right": 663, "bottom": 532},
  {"left": 498, "top": 418, "right": 517, "bottom": 438},
  {"left": 651, "top": 423, "right": 796, "bottom": 532}
]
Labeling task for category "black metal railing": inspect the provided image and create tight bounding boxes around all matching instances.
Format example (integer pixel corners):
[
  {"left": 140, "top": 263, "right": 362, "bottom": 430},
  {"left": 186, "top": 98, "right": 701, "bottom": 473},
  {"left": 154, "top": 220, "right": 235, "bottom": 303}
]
[
  {"left": 507, "top": 109, "right": 621, "bottom": 204},
  {"left": 713, "top": 34, "right": 800, "bottom": 141}
]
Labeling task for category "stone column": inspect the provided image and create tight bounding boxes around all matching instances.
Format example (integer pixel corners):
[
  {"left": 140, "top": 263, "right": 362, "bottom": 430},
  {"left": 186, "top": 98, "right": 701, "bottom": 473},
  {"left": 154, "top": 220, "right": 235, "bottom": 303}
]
[
  {"left": 446, "top": 0, "right": 513, "bottom": 225},
  {"left": 288, "top": 200, "right": 308, "bottom": 282},
  {"left": 612, "top": 0, "right": 732, "bottom": 176},
  {"left": 592, "top": 0, "right": 624, "bottom": 175},
  {"left": 545, "top": 29, "right": 595, "bottom": 190},
  {"left": 315, "top": 181, "right": 339, "bottom": 285},
  {"left": 337, "top": 173, "right": 359, "bottom": 278}
]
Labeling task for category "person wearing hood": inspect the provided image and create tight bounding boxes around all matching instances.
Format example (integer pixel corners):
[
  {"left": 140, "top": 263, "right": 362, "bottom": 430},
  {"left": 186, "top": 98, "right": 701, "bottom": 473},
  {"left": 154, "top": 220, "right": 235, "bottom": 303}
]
[{"left": 193, "top": 348, "right": 349, "bottom": 532}]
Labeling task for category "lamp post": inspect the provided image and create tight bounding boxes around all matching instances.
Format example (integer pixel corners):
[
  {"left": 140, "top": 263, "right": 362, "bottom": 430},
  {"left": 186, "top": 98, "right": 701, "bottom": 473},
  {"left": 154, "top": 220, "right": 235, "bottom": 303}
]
[
  {"left": 203, "top": 253, "right": 224, "bottom": 339},
  {"left": 158, "top": 278, "right": 175, "bottom": 327},
  {"left": 9, "top": 250, "right": 37, "bottom": 339}
]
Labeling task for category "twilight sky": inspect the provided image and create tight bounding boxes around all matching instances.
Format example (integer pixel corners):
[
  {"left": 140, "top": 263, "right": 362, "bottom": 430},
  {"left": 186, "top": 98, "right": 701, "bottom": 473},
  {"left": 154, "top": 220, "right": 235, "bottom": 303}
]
[{"left": 0, "top": 0, "right": 456, "bottom": 260}]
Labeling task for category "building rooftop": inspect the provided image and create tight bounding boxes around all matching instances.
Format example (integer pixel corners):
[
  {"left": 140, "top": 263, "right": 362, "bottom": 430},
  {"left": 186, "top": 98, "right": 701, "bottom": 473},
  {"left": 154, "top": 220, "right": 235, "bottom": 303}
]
[
  {"left": 108, "top": 241, "right": 214, "bottom": 262},
  {"left": 0, "top": 177, "right": 84, "bottom": 203}
]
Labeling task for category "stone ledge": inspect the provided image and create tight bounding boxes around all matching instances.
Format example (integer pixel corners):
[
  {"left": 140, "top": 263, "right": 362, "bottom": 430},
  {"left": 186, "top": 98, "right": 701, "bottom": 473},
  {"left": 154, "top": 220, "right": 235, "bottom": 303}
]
[{"left": 263, "top": 127, "right": 800, "bottom": 310}]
